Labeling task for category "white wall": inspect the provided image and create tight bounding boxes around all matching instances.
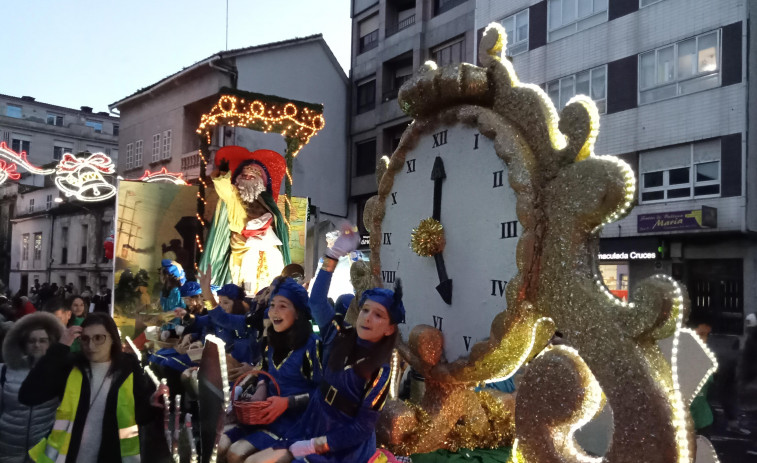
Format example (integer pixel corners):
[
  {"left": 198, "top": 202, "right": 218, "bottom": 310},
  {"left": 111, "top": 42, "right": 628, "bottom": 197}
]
[{"left": 235, "top": 40, "right": 350, "bottom": 217}]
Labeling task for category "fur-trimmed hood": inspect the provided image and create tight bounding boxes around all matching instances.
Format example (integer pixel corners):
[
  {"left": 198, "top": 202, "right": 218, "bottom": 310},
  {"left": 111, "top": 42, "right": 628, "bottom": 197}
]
[{"left": 2, "top": 312, "right": 65, "bottom": 370}]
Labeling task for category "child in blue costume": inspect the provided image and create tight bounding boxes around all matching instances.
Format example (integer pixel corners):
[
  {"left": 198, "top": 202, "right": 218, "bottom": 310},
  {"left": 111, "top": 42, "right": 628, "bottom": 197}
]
[
  {"left": 185, "top": 283, "right": 261, "bottom": 365},
  {"left": 220, "top": 277, "right": 323, "bottom": 463},
  {"left": 247, "top": 225, "right": 404, "bottom": 463},
  {"left": 159, "top": 259, "right": 186, "bottom": 312},
  {"left": 149, "top": 280, "right": 205, "bottom": 372}
]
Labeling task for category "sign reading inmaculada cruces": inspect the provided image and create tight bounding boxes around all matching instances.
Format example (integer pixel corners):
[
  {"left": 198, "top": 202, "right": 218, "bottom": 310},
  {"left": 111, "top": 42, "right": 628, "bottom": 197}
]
[{"left": 637, "top": 206, "right": 717, "bottom": 233}]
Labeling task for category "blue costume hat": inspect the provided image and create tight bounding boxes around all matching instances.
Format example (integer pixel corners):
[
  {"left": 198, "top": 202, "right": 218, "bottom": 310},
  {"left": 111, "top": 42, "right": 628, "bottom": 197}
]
[
  {"left": 359, "top": 280, "right": 405, "bottom": 324},
  {"left": 217, "top": 283, "right": 244, "bottom": 300},
  {"left": 180, "top": 281, "right": 202, "bottom": 298},
  {"left": 335, "top": 294, "right": 355, "bottom": 316},
  {"left": 271, "top": 277, "right": 310, "bottom": 317},
  {"left": 161, "top": 259, "right": 186, "bottom": 285}
]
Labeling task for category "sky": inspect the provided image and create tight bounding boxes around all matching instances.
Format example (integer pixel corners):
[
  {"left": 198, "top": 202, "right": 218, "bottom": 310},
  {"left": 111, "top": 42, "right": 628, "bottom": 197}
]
[{"left": 1, "top": 0, "right": 352, "bottom": 113}]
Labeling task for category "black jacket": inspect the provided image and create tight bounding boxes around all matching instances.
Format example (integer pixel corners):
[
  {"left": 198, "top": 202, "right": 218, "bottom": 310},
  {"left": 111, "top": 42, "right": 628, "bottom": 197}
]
[{"left": 18, "top": 343, "right": 160, "bottom": 462}]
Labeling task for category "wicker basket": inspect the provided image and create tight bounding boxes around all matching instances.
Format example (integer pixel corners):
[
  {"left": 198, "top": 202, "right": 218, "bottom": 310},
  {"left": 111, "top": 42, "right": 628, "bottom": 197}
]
[{"left": 231, "top": 370, "right": 280, "bottom": 425}]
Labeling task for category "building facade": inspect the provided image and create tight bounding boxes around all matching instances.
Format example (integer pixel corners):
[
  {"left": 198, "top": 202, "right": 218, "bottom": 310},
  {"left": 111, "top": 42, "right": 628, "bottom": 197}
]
[
  {"left": 474, "top": 0, "right": 754, "bottom": 336},
  {"left": 0, "top": 94, "right": 119, "bottom": 295},
  {"left": 110, "top": 35, "right": 350, "bottom": 277},
  {"left": 349, "top": 0, "right": 476, "bottom": 248}
]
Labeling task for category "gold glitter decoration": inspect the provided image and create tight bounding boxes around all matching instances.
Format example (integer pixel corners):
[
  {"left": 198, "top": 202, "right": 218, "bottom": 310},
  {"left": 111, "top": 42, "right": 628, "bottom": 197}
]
[
  {"left": 410, "top": 218, "right": 446, "bottom": 257},
  {"left": 372, "top": 22, "right": 697, "bottom": 462}
]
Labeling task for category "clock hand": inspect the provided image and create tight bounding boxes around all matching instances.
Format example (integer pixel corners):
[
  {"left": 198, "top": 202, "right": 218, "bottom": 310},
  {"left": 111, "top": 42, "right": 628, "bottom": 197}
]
[
  {"left": 431, "top": 156, "right": 445, "bottom": 221},
  {"left": 430, "top": 156, "right": 452, "bottom": 304}
]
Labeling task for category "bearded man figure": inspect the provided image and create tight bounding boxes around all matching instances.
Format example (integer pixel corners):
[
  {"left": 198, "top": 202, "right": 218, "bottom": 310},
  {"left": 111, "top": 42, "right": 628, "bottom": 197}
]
[{"left": 202, "top": 147, "right": 290, "bottom": 295}]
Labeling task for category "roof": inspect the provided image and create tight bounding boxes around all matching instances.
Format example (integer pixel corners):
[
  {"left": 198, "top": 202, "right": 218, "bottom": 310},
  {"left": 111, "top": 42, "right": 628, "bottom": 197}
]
[
  {"left": 0, "top": 94, "right": 119, "bottom": 119},
  {"left": 109, "top": 34, "right": 347, "bottom": 110}
]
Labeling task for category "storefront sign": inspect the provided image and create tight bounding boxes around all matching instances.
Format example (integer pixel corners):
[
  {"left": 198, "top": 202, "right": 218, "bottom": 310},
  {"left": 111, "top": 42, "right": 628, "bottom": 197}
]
[
  {"left": 637, "top": 206, "right": 717, "bottom": 233},
  {"left": 598, "top": 251, "right": 656, "bottom": 260}
]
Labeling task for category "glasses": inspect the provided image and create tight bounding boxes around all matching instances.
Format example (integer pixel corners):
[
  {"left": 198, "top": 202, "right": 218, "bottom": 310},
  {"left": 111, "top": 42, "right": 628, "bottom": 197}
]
[
  {"left": 27, "top": 337, "right": 49, "bottom": 345},
  {"left": 80, "top": 334, "right": 109, "bottom": 346}
]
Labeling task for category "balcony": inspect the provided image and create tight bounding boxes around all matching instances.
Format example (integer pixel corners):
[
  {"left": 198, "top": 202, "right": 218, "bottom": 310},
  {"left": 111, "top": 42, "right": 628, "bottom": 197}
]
[
  {"left": 358, "top": 30, "right": 379, "bottom": 54},
  {"left": 434, "top": 0, "right": 466, "bottom": 16},
  {"left": 386, "top": 14, "right": 415, "bottom": 37}
]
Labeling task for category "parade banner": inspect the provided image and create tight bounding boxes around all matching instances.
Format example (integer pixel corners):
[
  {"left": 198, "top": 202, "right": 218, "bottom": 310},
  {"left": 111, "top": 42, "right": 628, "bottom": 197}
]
[
  {"left": 113, "top": 180, "right": 199, "bottom": 337},
  {"left": 277, "top": 196, "right": 308, "bottom": 266}
]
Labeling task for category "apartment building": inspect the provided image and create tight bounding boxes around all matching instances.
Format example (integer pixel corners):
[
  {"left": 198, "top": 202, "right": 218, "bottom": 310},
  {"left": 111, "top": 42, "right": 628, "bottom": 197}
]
[
  {"left": 350, "top": 0, "right": 476, "bottom": 246},
  {"left": 475, "top": 0, "right": 754, "bottom": 336}
]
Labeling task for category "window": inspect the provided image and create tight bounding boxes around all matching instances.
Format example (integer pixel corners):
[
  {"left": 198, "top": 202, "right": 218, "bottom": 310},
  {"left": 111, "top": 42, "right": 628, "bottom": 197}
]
[
  {"left": 33, "top": 233, "right": 42, "bottom": 260},
  {"left": 5, "top": 104, "right": 21, "bottom": 118},
  {"left": 383, "top": 57, "right": 413, "bottom": 101},
  {"left": 355, "top": 139, "right": 377, "bottom": 177},
  {"left": 639, "top": 30, "right": 720, "bottom": 105},
  {"left": 358, "top": 14, "right": 379, "bottom": 53},
  {"left": 11, "top": 138, "right": 30, "bottom": 154},
  {"left": 53, "top": 143, "right": 73, "bottom": 160},
  {"left": 61, "top": 226, "right": 68, "bottom": 264},
  {"left": 125, "top": 143, "right": 134, "bottom": 169},
  {"left": 81, "top": 224, "right": 88, "bottom": 264},
  {"left": 357, "top": 79, "right": 376, "bottom": 114},
  {"left": 432, "top": 37, "right": 465, "bottom": 66},
  {"left": 46, "top": 113, "right": 64, "bottom": 126},
  {"left": 85, "top": 120, "right": 103, "bottom": 133},
  {"left": 548, "top": 0, "right": 608, "bottom": 42},
  {"left": 639, "top": 139, "right": 721, "bottom": 203},
  {"left": 134, "top": 140, "right": 143, "bottom": 166},
  {"left": 162, "top": 130, "right": 172, "bottom": 159},
  {"left": 86, "top": 145, "right": 104, "bottom": 154},
  {"left": 29, "top": 198, "right": 35, "bottom": 213},
  {"left": 152, "top": 134, "right": 161, "bottom": 162},
  {"left": 546, "top": 65, "right": 607, "bottom": 113},
  {"left": 434, "top": 0, "right": 466, "bottom": 16},
  {"left": 113, "top": 124, "right": 119, "bottom": 136},
  {"left": 500, "top": 9, "right": 529, "bottom": 56},
  {"left": 46, "top": 195, "right": 52, "bottom": 210},
  {"left": 640, "top": 0, "right": 664, "bottom": 6},
  {"left": 22, "top": 234, "right": 29, "bottom": 261}
]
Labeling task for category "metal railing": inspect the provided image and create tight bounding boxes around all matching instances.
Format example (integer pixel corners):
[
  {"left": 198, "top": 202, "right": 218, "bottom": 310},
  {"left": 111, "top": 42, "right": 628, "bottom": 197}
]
[
  {"left": 386, "top": 14, "right": 415, "bottom": 37},
  {"left": 359, "top": 30, "right": 379, "bottom": 54}
]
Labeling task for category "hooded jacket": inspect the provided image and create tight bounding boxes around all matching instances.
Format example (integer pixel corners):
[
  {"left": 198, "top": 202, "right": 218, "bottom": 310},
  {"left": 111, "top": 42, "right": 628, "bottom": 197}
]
[{"left": 0, "top": 312, "right": 64, "bottom": 463}]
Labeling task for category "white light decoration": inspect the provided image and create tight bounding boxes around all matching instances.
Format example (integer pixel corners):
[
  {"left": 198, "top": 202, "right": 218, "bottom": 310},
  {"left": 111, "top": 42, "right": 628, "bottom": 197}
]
[
  {"left": 139, "top": 167, "right": 187, "bottom": 185},
  {"left": 0, "top": 141, "right": 55, "bottom": 185},
  {"left": 54, "top": 152, "right": 117, "bottom": 202}
]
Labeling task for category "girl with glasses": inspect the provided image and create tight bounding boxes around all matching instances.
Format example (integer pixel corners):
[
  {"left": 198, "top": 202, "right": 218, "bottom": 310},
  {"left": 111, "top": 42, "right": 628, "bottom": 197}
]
[
  {"left": 19, "top": 313, "right": 167, "bottom": 462},
  {"left": 0, "top": 312, "right": 63, "bottom": 463}
]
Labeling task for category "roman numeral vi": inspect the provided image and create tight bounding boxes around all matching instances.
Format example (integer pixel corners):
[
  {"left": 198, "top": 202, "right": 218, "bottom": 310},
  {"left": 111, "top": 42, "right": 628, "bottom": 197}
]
[{"left": 432, "top": 315, "right": 443, "bottom": 331}]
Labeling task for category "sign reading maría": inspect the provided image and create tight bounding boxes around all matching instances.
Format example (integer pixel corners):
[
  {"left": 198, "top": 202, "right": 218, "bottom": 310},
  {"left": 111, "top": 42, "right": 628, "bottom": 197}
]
[{"left": 637, "top": 206, "right": 717, "bottom": 233}]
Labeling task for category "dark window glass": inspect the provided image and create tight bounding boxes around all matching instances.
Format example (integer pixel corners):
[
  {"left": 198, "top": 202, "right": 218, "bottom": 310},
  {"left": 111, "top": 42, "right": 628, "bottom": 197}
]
[
  {"left": 643, "top": 171, "right": 663, "bottom": 188},
  {"left": 357, "top": 80, "right": 376, "bottom": 114},
  {"left": 694, "top": 185, "right": 720, "bottom": 196},
  {"left": 667, "top": 188, "right": 691, "bottom": 199},
  {"left": 669, "top": 167, "right": 690, "bottom": 185},
  {"left": 696, "top": 162, "right": 719, "bottom": 182},
  {"left": 355, "top": 140, "right": 377, "bottom": 177},
  {"left": 641, "top": 191, "right": 664, "bottom": 201}
]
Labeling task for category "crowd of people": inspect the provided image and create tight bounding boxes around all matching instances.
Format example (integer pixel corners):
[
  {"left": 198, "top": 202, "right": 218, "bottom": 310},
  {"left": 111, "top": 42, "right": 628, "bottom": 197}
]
[{"left": 0, "top": 224, "right": 411, "bottom": 463}]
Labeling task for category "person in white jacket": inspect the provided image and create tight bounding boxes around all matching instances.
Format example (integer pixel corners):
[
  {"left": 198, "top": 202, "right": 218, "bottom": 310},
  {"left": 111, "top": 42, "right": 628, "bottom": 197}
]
[{"left": 0, "top": 312, "right": 64, "bottom": 462}]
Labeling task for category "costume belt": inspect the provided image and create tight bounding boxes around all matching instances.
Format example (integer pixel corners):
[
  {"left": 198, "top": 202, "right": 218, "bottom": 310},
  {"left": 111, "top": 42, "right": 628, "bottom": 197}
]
[{"left": 320, "top": 381, "right": 360, "bottom": 417}]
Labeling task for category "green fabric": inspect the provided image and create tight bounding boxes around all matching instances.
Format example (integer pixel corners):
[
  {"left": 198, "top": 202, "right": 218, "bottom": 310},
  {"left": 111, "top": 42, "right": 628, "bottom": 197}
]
[
  {"left": 410, "top": 447, "right": 511, "bottom": 463},
  {"left": 199, "top": 201, "right": 233, "bottom": 287},
  {"left": 260, "top": 191, "right": 291, "bottom": 266},
  {"left": 690, "top": 376, "right": 714, "bottom": 430},
  {"left": 69, "top": 317, "right": 85, "bottom": 352}
]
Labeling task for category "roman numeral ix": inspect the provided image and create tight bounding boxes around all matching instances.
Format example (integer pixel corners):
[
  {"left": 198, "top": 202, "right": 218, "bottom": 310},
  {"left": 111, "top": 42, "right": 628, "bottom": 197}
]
[{"left": 382, "top": 233, "right": 392, "bottom": 245}]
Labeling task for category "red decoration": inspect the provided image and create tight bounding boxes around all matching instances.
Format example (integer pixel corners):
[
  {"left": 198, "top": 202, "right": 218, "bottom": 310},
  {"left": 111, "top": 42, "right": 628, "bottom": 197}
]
[
  {"left": 0, "top": 159, "right": 21, "bottom": 180},
  {"left": 138, "top": 167, "right": 186, "bottom": 184},
  {"left": 57, "top": 153, "right": 115, "bottom": 173},
  {"left": 104, "top": 234, "right": 114, "bottom": 260}
]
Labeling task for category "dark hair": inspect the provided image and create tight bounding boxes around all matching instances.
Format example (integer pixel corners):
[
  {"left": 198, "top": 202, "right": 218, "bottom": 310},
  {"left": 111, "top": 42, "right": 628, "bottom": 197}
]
[
  {"left": 231, "top": 299, "right": 248, "bottom": 315},
  {"left": 80, "top": 313, "right": 124, "bottom": 374},
  {"left": 66, "top": 295, "right": 87, "bottom": 313},
  {"left": 43, "top": 297, "right": 68, "bottom": 313},
  {"left": 267, "top": 308, "right": 313, "bottom": 365},
  {"left": 327, "top": 327, "right": 398, "bottom": 380},
  {"left": 161, "top": 268, "right": 183, "bottom": 296}
]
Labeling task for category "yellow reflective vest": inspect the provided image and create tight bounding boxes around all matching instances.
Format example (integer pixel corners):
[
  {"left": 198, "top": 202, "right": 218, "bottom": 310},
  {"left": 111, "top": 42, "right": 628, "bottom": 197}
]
[{"left": 28, "top": 367, "right": 141, "bottom": 463}]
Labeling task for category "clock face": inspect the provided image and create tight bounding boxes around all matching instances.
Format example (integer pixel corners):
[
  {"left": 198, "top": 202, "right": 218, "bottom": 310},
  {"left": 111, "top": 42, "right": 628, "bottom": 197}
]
[{"left": 379, "top": 122, "right": 521, "bottom": 362}]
